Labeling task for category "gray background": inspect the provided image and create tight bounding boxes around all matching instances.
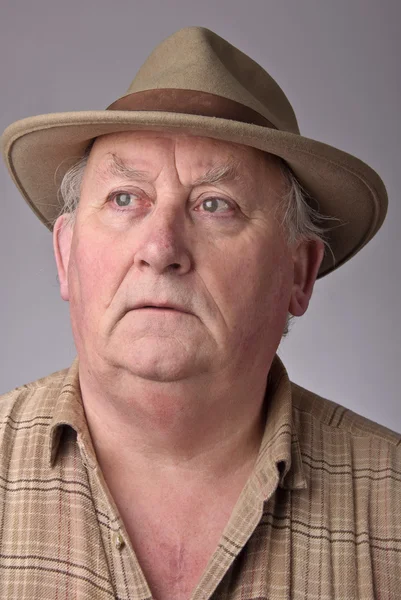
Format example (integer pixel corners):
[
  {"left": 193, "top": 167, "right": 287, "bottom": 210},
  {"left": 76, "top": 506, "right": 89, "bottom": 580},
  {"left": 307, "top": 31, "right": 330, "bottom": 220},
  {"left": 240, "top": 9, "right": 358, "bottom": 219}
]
[{"left": 1, "top": 0, "right": 400, "bottom": 431}]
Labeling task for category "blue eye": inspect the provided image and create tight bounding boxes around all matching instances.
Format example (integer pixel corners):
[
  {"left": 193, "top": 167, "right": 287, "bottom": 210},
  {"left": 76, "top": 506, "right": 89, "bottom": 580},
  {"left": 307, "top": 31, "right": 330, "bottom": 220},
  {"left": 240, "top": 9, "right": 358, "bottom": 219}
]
[
  {"left": 201, "top": 198, "right": 230, "bottom": 213},
  {"left": 114, "top": 192, "right": 134, "bottom": 207}
]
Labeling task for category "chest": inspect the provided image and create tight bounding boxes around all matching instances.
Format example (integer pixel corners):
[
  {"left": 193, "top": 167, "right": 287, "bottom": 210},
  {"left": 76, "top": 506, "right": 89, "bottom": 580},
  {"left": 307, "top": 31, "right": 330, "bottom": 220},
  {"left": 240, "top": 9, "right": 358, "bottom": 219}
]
[
  {"left": 103, "top": 462, "right": 254, "bottom": 599},
  {"left": 122, "top": 507, "right": 232, "bottom": 600}
]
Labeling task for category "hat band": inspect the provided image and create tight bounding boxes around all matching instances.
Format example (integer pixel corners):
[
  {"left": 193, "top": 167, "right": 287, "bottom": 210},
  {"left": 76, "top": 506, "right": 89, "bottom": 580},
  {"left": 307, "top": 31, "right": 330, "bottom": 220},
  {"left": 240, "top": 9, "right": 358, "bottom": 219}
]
[{"left": 107, "top": 89, "right": 277, "bottom": 129}]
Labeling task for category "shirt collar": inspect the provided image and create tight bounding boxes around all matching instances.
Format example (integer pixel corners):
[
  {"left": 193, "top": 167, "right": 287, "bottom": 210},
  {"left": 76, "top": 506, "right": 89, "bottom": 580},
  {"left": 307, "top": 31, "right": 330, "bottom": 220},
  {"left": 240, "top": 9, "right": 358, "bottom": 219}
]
[
  {"left": 48, "top": 354, "right": 306, "bottom": 491},
  {"left": 253, "top": 353, "right": 307, "bottom": 495},
  {"left": 48, "top": 357, "right": 97, "bottom": 469}
]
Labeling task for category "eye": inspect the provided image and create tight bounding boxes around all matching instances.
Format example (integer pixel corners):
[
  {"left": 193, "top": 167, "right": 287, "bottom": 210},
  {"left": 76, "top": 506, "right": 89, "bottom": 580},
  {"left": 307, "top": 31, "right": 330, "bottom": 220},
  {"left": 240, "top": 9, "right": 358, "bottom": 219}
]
[
  {"left": 106, "top": 190, "right": 147, "bottom": 212},
  {"left": 197, "top": 197, "right": 232, "bottom": 213},
  {"left": 113, "top": 192, "right": 136, "bottom": 207}
]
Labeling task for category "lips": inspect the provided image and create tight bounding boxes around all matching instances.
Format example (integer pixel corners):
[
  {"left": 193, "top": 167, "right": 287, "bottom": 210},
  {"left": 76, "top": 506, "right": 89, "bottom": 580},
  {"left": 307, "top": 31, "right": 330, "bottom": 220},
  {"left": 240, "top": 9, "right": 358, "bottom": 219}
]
[
  {"left": 142, "top": 306, "right": 177, "bottom": 311},
  {"left": 134, "top": 302, "right": 191, "bottom": 314}
]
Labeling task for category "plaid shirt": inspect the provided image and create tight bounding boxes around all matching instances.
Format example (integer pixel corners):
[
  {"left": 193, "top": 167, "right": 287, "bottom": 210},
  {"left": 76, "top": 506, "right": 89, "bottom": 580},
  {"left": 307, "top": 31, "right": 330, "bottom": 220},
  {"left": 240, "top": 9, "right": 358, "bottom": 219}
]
[{"left": 0, "top": 354, "right": 400, "bottom": 599}]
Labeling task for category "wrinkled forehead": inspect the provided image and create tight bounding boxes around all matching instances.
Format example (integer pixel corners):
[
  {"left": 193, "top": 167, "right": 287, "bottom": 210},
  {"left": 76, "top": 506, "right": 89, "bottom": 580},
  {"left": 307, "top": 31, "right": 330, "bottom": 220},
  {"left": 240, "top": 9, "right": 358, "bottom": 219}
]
[{"left": 86, "top": 130, "right": 284, "bottom": 183}]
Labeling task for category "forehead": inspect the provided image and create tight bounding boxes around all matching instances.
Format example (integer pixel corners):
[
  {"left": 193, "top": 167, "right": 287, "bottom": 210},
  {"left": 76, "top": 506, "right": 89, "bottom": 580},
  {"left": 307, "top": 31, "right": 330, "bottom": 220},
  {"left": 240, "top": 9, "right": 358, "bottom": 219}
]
[{"left": 87, "top": 130, "right": 281, "bottom": 180}]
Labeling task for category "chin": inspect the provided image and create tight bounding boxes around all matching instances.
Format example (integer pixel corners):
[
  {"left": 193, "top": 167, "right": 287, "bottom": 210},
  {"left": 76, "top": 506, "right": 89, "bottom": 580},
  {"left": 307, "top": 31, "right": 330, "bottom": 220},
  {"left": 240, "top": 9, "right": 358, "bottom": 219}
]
[
  {"left": 122, "top": 357, "right": 197, "bottom": 382},
  {"left": 107, "top": 338, "right": 206, "bottom": 383}
]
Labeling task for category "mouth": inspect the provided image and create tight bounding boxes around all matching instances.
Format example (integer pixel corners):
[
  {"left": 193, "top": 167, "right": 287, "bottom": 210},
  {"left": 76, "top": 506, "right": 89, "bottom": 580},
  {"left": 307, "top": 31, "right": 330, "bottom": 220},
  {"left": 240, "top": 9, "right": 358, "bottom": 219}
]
[
  {"left": 135, "top": 304, "right": 191, "bottom": 314},
  {"left": 142, "top": 306, "right": 178, "bottom": 311}
]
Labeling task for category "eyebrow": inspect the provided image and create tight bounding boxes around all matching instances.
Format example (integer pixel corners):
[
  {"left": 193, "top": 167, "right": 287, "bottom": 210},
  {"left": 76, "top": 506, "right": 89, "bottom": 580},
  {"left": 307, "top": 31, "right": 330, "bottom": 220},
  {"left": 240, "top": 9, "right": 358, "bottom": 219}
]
[
  {"left": 101, "top": 152, "right": 244, "bottom": 187},
  {"left": 102, "top": 153, "right": 150, "bottom": 181}
]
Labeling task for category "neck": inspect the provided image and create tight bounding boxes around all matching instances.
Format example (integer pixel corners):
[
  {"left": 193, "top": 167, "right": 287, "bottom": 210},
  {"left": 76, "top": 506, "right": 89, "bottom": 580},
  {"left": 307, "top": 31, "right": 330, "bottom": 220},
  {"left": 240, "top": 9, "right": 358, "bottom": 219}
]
[{"left": 78, "top": 358, "right": 273, "bottom": 484}]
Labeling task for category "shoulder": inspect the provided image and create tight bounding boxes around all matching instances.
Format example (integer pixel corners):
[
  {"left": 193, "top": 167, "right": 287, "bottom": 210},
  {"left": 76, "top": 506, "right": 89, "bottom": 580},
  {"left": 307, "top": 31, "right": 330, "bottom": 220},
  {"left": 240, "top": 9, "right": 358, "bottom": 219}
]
[
  {"left": 0, "top": 367, "right": 71, "bottom": 467},
  {"left": 287, "top": 381, "right": 401, "bottom": 593},
  {"left": 291, "top": 380, "right": 401, "bottom": 445},
  {"left": 0, "top": 367, "right": 71, "bottom": 423},
  {"left": 290, "top": 380, "right": 401, "bottom": 478}
]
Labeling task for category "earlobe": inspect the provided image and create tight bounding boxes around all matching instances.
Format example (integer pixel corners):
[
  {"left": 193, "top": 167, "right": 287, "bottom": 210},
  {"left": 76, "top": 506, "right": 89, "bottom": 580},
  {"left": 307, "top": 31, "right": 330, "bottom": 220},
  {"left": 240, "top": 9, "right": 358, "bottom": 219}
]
[
  {"left": 289, "top": 239, "right": 325, "bottom": 317},
  {"left": 53, "top": 215, "right": 73, "bottom": 301}
]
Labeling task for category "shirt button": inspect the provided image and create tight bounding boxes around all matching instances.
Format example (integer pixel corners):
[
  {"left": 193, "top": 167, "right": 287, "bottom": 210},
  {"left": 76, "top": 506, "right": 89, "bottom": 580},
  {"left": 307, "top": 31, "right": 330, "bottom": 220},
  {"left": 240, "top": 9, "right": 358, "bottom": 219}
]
[{"left": 112, "top": 531, "right": 125, "bottom": 550}]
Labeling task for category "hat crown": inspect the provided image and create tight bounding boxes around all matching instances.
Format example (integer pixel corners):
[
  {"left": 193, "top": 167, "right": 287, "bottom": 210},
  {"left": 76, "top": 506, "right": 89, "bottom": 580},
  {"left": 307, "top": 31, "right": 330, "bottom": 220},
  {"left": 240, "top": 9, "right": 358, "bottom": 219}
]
[{"left": 123, "top": 26, "right": 300, "bottom": 134}]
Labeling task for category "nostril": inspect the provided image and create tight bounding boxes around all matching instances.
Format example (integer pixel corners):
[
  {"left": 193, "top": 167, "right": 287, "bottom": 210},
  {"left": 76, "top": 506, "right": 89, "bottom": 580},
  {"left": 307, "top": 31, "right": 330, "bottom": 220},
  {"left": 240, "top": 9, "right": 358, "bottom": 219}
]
[{"left": 171, "top": 263, "right": 181, "bottom": 270}]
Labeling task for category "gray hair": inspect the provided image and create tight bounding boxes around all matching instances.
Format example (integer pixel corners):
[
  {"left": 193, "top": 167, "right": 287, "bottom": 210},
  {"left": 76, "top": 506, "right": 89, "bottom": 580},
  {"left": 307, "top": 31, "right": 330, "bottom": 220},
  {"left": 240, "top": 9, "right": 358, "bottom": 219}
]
[{"left": 56, "top": 146, "right": 341, "bottom": 338}]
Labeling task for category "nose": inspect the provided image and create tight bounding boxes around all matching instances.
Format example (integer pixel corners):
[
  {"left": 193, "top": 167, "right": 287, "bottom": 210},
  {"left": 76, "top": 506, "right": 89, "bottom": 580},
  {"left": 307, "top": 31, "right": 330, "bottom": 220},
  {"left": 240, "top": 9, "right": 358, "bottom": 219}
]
[{"left": 133, "top": 207, "right": 192, "bottom": 275}]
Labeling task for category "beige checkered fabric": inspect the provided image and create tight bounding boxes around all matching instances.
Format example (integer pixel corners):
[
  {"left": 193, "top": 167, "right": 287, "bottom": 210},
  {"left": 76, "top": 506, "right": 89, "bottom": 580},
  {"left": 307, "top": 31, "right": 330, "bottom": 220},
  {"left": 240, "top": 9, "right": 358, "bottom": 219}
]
[{"left": 0, "top": 354, "right": 400, "bottom": 599}]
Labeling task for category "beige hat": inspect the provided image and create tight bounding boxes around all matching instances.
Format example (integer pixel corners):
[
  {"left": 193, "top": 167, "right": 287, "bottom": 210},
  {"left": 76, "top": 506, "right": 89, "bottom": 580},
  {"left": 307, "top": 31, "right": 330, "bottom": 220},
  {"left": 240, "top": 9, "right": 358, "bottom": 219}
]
[{"left": 1, "top": 26, "right": 387, "bottom": 279}]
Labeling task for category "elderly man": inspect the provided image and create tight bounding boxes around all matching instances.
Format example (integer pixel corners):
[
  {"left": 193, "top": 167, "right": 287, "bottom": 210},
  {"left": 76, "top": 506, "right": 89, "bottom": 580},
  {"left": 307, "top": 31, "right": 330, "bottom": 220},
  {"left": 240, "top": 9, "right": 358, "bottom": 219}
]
[{"left": 1, "top": 26, "right": 400, "bottom": 600}]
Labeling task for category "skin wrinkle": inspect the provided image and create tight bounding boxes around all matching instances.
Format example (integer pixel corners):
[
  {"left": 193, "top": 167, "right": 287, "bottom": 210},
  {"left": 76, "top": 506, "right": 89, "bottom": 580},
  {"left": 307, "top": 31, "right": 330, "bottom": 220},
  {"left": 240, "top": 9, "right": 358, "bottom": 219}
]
[
  {"left": 97, "top": 155, "right": 256, "bottom": 343},
  {"left": 104, "top": 150, "right": 245, "bottom": 189},
  {"left": 53, "top": 129, "right": 324, "bottom": 471},
  {"left": 95, "top": 148, "right": 280, "bottom": 218}
]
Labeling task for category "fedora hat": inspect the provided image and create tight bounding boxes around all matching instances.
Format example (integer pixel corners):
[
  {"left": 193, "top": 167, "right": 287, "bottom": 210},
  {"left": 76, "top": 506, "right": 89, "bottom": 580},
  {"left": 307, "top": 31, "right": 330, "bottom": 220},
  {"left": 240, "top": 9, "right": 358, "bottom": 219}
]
[{"left": 1, "top": 26, "right": 387, "bottom": 279}]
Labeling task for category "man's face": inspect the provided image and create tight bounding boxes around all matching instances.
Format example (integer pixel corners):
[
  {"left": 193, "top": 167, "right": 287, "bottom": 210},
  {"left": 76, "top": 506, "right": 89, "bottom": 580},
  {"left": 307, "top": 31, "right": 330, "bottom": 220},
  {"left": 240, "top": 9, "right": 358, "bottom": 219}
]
[{"left": 55, "top": 131, "right": 308, "bottom": 383}]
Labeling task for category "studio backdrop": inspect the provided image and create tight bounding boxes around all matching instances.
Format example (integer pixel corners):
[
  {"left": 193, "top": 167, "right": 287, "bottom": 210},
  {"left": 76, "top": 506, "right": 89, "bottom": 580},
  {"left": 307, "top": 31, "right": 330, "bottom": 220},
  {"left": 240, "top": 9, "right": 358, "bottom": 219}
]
[{"left": 1, "top": 0, "right": 400, "bottom": 431}]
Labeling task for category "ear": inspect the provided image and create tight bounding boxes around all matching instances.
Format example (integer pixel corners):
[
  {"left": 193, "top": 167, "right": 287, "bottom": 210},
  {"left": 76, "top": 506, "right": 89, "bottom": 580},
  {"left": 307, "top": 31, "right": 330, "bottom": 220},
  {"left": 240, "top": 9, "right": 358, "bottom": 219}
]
[
  {"left": 288, "top": 239, "right": 325, "bottom": 317},
  {"left": 53, "top": 214, "right": 74, "bottom": 301}
]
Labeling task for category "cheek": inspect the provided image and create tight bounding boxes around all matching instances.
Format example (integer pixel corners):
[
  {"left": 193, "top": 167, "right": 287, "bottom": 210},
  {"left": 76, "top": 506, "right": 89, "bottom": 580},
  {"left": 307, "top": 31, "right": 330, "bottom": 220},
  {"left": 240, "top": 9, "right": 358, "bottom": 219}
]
[
  {"left": 208, "top": 236, "right": 292, "bottom": 334},
  {"left": 68, "top": 229, "right": 131, "bottom": 321}
]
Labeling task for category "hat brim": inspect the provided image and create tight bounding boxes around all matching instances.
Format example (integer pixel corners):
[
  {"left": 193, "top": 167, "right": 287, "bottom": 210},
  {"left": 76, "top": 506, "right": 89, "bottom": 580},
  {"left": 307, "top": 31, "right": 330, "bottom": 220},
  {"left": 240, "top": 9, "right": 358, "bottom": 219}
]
[{"left": 1, "top": 110, "right": 388, "bottom": 279}]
